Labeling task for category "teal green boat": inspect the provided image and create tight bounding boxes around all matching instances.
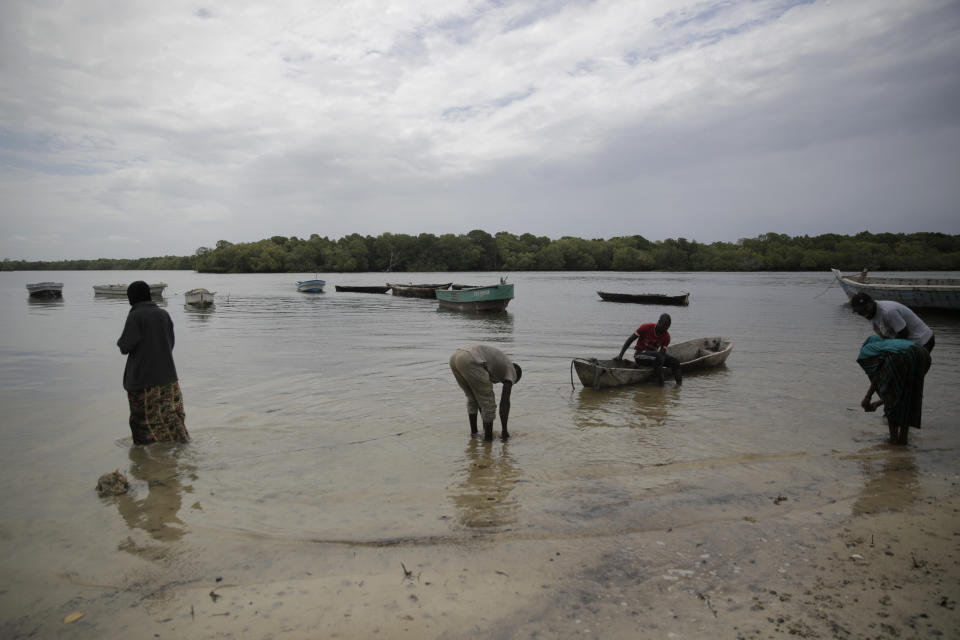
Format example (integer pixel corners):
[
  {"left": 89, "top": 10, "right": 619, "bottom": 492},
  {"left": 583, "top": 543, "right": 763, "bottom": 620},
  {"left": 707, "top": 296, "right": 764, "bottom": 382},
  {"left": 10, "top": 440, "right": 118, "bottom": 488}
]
[{"left": 436, "top": 280, "right": 514, "bottom": 313}]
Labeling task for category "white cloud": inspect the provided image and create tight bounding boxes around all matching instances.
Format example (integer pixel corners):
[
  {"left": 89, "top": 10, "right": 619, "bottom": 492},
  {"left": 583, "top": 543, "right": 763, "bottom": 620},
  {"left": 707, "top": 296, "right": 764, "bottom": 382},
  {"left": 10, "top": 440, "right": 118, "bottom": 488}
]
[{"left": 1, "top": 0, "right": 958, "bottom": 259}]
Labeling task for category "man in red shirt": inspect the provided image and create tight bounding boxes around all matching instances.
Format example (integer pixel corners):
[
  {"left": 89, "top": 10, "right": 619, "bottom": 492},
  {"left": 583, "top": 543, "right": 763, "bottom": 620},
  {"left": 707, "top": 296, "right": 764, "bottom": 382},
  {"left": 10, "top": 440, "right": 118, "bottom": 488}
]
[{"left": 615, "top": 313, "right": 682, "bottom": 385}]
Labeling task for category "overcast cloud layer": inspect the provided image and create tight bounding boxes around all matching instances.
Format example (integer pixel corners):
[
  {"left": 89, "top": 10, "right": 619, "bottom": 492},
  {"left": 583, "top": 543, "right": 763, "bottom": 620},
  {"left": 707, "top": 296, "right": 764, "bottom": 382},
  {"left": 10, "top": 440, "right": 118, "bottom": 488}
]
[{"left": 2, "top": 0, "right": 959, "bottom": 260}]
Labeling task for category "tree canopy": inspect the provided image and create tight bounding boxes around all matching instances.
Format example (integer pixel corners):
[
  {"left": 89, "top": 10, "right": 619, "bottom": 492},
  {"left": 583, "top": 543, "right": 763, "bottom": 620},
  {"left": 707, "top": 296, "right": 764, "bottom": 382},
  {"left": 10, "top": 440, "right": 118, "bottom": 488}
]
[{"left": 4, "top": 231, "right": 959, "bottom": 272}]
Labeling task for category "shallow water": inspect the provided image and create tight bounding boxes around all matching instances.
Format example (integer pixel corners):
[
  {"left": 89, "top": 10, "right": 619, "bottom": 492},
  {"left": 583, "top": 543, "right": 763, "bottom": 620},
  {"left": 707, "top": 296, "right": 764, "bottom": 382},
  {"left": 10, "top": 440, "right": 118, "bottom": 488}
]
[{"left": 1, "top": 270, "right": 958, "bottom": 625}]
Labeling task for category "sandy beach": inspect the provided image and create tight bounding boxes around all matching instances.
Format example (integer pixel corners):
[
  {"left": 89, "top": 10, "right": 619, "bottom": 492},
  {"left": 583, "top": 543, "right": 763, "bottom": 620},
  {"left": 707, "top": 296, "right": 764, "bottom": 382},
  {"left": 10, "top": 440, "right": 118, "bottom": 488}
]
[{"left": 28, "top": 460, "right": 957, "bottom": 639}]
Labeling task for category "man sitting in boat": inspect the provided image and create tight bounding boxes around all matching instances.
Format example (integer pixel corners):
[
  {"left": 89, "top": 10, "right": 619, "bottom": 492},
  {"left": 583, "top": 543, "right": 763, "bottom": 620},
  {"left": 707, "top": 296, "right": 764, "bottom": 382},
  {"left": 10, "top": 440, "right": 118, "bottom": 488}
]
[
  {"left": 615, "top": 313, "right": 682, "bottom": 385},
  {"left": 850, "top": 293, "right": 935, "bottom": 353},
  {"left": 449, "top": 345, "right": 522, "bottom": 441}
]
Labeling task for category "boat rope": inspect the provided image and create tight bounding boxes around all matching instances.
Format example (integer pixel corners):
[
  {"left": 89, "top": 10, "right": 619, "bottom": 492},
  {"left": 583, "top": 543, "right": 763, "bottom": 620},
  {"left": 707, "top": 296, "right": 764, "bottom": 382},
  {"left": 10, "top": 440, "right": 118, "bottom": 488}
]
[{"left": 570, "top": 358, "right": 602, "bottom": 391}]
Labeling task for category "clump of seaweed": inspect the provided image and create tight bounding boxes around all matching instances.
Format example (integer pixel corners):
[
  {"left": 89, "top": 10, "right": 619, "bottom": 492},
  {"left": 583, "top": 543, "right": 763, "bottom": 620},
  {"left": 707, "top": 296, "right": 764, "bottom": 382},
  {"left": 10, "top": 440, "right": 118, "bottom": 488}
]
[{"left": 96, "top": 469, "right": 130, "bottom": 496}]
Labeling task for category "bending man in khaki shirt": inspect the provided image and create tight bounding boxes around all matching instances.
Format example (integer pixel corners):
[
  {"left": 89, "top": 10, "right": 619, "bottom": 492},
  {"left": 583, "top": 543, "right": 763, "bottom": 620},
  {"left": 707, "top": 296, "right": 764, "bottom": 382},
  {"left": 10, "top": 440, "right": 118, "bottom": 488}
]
[{"left": 449, "top": 345, "right": 522, "bottom": 440}]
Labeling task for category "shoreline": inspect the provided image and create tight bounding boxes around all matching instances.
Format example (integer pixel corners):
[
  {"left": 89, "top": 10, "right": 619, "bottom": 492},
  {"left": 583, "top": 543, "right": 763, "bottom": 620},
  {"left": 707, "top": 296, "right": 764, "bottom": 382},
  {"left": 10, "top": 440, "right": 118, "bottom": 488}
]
[{"left": 25, "top": 472, "right": 960, "bottom": 639}]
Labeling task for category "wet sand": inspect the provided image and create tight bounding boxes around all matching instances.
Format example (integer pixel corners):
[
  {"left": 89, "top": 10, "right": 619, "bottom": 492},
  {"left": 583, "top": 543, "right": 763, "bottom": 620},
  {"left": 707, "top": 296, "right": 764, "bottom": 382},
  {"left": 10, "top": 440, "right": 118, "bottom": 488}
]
[{"left": 28, "top": 467, "right": 960, "bottom": 639}]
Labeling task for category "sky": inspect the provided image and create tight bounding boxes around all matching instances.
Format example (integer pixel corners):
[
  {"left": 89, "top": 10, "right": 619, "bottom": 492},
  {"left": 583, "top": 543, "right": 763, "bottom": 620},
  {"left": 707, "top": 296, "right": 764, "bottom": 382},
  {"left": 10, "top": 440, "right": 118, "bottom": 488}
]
[{"left": 1, "top": 0, "right": 959, "bottom": 261}]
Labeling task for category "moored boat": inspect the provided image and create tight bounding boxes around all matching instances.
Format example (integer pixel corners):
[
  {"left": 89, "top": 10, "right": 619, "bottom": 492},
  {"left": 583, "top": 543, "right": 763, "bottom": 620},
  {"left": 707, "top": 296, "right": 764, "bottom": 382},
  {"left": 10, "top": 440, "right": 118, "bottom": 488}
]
[
  {"left": 334, "top": 285, "right": 391, "bottom": 293},
  {"left": 597, "top": 291, "right": 690, "bottom": 305},
  {"left": 387, "top": 283, "right": 452, "bottom": 298},
  {"left": 26, "top": 282, "right": 64, "bottom": 298},
  {"left": 184, "top": 288, "right": 216, "bottom": 307},
  {"left": 831, "top": 268, "right": 960, "bottom": 311},
  {"left": 94, "top": 282, "right": 167, "bottom": 298},
  {"left": 436, "top": 281, "right": 514, "bottom": 313},
  {"left": 572, "top": 337, "right": 733, "bottom": 389},
  {"left": 296, "top": 279, "right": 326, "bottom": 293}
]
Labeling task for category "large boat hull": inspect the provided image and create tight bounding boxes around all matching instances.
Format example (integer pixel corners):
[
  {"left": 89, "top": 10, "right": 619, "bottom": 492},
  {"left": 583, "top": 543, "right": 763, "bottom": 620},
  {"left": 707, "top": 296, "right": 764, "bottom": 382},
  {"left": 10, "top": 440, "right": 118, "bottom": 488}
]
[
  {"left": 94, "top": 283, "right": 167, "bottom": 298},
  {"left": 831, "top": 268, "right": 960, "bottom": 311},
  {"left": 572, "top": 337, "right": 732, "bottom": 389}
]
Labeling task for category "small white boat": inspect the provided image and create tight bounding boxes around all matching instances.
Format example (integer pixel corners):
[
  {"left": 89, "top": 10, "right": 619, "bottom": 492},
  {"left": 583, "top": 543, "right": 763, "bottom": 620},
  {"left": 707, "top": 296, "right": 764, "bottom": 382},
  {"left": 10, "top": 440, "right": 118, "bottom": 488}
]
[
  {"left": 93, "top": 282, "right": 168, "bottom": 298},
  {"left": 26, "top": 282, "right": 64, "bottom": 298},
  {"left": 296, "top": 279, "right": 326, "bottom": 293},
  {"left": 184, "top": 288, "right": 215, "bottom": 307}
]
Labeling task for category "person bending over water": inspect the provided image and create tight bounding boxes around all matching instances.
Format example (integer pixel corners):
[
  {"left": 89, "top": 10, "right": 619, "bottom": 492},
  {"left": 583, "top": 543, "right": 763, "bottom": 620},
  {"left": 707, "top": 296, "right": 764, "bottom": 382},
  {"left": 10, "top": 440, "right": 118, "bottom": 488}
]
[{"left": 449, "top": 345, "right": 521, "bottom": 441}]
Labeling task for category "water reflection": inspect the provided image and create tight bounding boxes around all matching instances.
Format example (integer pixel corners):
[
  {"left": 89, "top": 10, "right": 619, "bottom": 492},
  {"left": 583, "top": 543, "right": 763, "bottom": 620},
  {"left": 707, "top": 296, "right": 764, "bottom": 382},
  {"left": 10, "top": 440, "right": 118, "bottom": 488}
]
[
  {"left": 572, "top": 384, "right": 674, "bottom": 430},
  {"left": 851, "top": 447, "right": 919, "bottom": 515},
  {"left": 449, "top": 439, "right": 521, "bottom": 530},
  {"left": 436, "top": 307, "right": 515, "bottom": 334},
  {"left": 183, "top": 304, "right": 215, "bottom": 322},
  {"left": 115, "top": 444, "right": 194, "bottom": 558},
  {"left": 26, "top": 297, "right": 65, "bottom": 312}
]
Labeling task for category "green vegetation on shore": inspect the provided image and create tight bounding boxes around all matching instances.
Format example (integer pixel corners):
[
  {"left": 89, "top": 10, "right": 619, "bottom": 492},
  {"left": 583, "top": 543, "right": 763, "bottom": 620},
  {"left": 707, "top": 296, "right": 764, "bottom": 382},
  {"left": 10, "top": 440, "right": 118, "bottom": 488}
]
[{"left": 4, "top": 231, "right": 959, "bottom": 273}]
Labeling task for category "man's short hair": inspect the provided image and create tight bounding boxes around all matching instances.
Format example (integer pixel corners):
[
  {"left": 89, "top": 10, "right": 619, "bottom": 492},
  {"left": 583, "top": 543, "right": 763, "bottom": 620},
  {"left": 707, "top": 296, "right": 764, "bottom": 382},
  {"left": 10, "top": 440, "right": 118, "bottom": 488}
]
[
  {"left": 850, "top": 292, "right": 873, "bottom": 311},
  {"left": 658, "top": 313, "right": 672, "bottom": 328},
  {"left": 513, "top": 363, "right": 522, "bottom": 383}
]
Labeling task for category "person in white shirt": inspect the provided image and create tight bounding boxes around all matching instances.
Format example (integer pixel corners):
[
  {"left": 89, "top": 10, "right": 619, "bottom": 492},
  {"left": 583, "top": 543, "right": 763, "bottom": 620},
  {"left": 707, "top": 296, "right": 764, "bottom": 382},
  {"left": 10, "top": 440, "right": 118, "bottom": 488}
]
[{"left": 850, "top": 293, "right": 935, "bottom": 352}]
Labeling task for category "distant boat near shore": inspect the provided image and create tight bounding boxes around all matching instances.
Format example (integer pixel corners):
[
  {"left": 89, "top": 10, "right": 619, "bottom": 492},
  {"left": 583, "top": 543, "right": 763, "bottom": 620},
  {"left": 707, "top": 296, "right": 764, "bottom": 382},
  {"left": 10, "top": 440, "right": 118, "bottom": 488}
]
[
  {"left": 334, "top": 285, "right": 391, "bottom": 293},
  {"left": 387, "top": 283, "right": 452, "bottom": 299},
  {"left": 26, "top": 282, "right": 64, "bottom": 298},
  {"left": 436, "top": 280, "right": 514, "bottom": 313},
  {"left": 296, "top": 279, "right": 326, "bottom": 293},
  {"left": 185, "top": 288, "right": 216, "bottom": 307},
  {"left": 597, "top": 291, "right": 690, "bottom": 305},
  {"left": 94, "top": 283, "right": 167, "bottom": 298}
]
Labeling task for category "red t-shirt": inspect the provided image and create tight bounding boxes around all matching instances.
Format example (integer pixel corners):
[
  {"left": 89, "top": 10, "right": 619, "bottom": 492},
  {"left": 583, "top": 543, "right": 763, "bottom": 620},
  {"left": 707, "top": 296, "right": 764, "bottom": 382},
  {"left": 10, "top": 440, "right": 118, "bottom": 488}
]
[{"left": 635, "top": 323, "right": 670, "bottom": 351}]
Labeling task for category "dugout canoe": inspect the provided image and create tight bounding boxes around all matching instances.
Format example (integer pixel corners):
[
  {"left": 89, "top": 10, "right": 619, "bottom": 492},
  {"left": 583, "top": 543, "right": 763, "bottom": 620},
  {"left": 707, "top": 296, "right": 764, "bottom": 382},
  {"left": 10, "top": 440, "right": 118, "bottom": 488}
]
[
  {"left": 597, "top": 291, "right": 690, "bottom": 305},
  {"left": 572, "top": 337, "right": 732, "bottom": 389}
]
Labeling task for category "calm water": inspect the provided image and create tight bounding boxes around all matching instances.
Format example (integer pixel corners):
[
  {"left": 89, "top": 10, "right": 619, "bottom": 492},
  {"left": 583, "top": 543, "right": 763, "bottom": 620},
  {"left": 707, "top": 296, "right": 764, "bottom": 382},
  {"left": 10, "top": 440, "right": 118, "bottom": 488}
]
[{"left": 1, "top": 270, "right": 958, "bottom": 618}]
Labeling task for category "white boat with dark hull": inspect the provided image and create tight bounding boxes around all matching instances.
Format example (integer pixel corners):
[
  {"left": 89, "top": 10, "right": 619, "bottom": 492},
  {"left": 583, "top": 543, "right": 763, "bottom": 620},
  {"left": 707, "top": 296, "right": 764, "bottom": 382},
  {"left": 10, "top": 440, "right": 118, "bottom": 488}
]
[
  {"left": 184, "top": 288, "right": 216, "bottom": 307},
  {"left": 94, "top": 282, "right": 168, "bottom": 298},
  {"left": 296, "top": 279, "right": 326, "bottom": 293},
  {"left": 26, "top": 282, "right": 64, "bottom": 298}
]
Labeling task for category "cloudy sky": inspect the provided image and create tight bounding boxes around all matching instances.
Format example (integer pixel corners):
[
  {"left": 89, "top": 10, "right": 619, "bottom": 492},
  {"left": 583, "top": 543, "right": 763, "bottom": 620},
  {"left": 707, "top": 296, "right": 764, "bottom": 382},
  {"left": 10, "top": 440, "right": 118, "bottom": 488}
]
[{"left": 1, "top": 0, "right": 958, "bottom": 260}]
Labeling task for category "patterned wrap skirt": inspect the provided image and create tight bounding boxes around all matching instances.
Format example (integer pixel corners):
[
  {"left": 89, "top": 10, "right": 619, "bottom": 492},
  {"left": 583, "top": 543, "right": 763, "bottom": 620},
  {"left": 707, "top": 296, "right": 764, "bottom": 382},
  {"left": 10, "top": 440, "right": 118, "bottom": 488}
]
[
  {"left": 858, "top": 345, "right": 931, "bottom": 430},
  {"left": 127, "top": 380, "right": 190, "bottom": 445}
]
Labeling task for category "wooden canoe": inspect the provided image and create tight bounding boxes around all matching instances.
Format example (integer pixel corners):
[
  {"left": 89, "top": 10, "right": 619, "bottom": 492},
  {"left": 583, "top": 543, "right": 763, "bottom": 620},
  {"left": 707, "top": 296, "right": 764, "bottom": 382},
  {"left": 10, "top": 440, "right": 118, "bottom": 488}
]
[
  {"left": 334, "top": 285, "right": 391, "bottom": 293},
  {"left": 387, "top": 283, "right": 453, "bottom": 298},
  {"left": 572, "top": 337, "right": 732, "bottom": 389},
  {"left": 597, "top": 291, "right": 689, "bottom": 305}
]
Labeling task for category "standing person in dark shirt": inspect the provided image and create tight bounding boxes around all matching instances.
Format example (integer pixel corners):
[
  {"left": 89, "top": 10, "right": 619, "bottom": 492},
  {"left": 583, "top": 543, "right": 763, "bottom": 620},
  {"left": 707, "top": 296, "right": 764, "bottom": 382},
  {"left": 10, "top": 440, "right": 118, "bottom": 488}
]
[
  {"left": 117, "top": 281, "right": 189, "bottom": 444},
  {"left": 615, "top": 313, "right": 682, "bottom": 385}
]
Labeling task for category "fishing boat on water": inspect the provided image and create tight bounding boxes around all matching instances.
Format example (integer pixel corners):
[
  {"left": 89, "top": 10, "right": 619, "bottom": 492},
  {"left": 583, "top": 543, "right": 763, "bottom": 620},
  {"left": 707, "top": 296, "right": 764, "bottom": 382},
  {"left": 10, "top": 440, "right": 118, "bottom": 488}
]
[
  {"left": 831, "top": 268, "right": 960, "bottom": 311},
  {"left": 94, "top": 283, "right": 167, "bottom": 298},
  {"left": 597, "top": 291, "right": 690, "bottom": 305},
  {"left": 387, "top": 283, "right": 452, "bottom": 299},
  {"left": 296, "top": 279, "right": 326, "bottom": 293},
  {"left": 436, "top": 280, "right": 514, "bottom": 313},
  {"left": 571, "top": 337, "right": 732, "bottom": 389},
  {"left": 26, "top": 282, "right": 64, "bottom": 298},
  {"left": 334, "top": 285, "right": 391, "bottom": 293},
  {"left": 184, "top": 288, "right": 216, "bottom": 307}
]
